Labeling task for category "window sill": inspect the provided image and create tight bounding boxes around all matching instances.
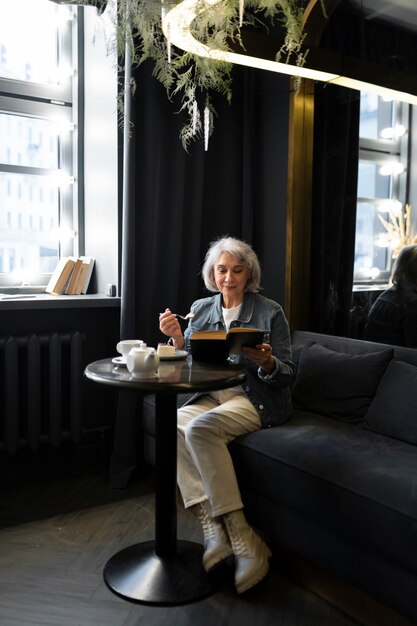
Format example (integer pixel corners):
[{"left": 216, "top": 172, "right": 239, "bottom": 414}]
[
  {"left": 353, "top": 284, "right": 389, "bottom": 292},
  {"left": 0, "top": 293, "right": 120, "bottom": 311}
]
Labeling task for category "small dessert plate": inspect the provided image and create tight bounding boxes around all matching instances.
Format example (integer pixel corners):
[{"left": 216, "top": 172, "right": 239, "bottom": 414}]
[
  {"left": 159, "top": 350, "right": 188, "bottom": 361},
  {"left": 112, "top": 356, "right": 127, "bottom": 366}
]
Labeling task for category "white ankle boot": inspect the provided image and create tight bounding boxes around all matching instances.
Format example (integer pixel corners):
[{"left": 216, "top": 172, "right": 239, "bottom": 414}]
[
  {"left": 194, "top": 501, "right": 233, "bottom": 572},
  {"left": 223, "top": 509, "right": 272, "bottom": 593}
]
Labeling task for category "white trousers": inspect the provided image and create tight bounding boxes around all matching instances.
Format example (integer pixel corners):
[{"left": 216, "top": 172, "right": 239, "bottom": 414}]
[{"left": 177, "top": 389, "right": 262, "bottom": 518}]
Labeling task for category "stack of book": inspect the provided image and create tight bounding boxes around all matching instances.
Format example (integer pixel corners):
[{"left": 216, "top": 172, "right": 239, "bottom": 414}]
[{"left": 45, "top": 256, "right": 95, "bottom": 296}]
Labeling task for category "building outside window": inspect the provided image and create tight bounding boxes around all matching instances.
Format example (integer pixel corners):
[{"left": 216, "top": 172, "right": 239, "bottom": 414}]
[
  {"left": 0, "top": 0, "right": 79, "bottom": 288},
  {"left": 353, "top": 92, "right": 410, "bottom": 286}
]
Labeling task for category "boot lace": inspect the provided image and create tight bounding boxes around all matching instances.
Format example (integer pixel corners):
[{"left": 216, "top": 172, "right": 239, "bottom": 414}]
[
  {"left": 197, "top": 503, "right": 219, "bottom": 542},
  {"left": 225, "top": 519, "right": 251, "bottom": 557}
]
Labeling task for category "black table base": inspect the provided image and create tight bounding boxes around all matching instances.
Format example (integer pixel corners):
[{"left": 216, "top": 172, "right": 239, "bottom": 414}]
[
  {"left": 103, "top": 540, "right": 222, "bottom": 606},
  {"left": 85, "top": 359, "right": 245, "bottom": 606}
]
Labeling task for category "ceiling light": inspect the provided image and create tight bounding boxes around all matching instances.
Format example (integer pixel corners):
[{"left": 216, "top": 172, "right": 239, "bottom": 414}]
[
  {"left": 56, "top": 227, "right": 76, "bottom": 242},
  {"left": 376, "top": 199, "right": 402, "bottom": 213},
  {"left": 368, "top": 267, "right": 380, "bottom": 279},
  {"left": 162, "top": 0, "right": 417, "bottom": 106},
  {"left": 380, "top": 162, "right": 405, "bottom": 176},
  {"left": 327, "top": 76, "right": 417, "bottom": 106},
  {"left": 49, "top": 171, "right": 75, "bottom": 187},
  {"left": 380, "top": 125, "right": 406, "bottom": 139}
]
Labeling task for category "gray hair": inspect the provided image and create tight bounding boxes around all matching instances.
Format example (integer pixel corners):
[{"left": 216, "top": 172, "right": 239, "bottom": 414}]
[
  {"left": 392, "top": 244, "right": 417, "bottom": 287},
  {"left": 201, "top": 236, "right": 261, "bottom": 292}
]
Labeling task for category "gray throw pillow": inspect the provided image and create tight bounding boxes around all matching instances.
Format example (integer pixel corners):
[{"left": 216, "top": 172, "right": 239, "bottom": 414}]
[
  {"left": 292, "top": 342, "right": 393, "bottom": 422},
  {"left": 363, "top": 359, "right": 417, "bottom": 444}
]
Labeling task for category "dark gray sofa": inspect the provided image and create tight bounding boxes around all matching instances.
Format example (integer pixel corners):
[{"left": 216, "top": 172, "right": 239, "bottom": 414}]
[{"left": 141, "top": 331, "right": 417, "bottom": 624}]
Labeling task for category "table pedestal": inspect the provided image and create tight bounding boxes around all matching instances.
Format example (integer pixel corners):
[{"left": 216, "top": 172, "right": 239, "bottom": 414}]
[
  {"left": 103, "top": 393, "right": 222, "bottom": 605},
  {"left": 85, "top": 358, "right": 246, "bottom": 606},
  {"left": 104, "top": 540, "right": 221, "bottom": 605}
]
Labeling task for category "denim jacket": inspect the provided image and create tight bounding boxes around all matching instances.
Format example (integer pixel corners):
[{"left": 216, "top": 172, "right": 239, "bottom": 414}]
[{"left": 184, "top": 291, "right": 295, "bottom": 427}]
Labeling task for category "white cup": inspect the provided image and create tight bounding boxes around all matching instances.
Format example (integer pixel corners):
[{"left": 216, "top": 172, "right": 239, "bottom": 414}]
[{"left": 116, "top": 339, "right": 145, "bottom": 360}]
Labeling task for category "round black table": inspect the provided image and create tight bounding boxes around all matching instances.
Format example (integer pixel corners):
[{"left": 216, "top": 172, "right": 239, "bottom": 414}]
[{"left": 84, "top": 356, "right": 246, "bottom": 606}]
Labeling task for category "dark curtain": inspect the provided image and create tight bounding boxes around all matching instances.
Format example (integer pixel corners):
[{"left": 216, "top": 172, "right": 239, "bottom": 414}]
[
  {"left": 110, "top": 60, "right": 291, "bottom": 487},
  {"left": 309, "top": 84, "right": 360, "bottom": 335},
  {"left": 123, "top": 62, "right": 290, "bottom": 350},
  {"left": 308, "top": 1, "right": 362, "bottom": 336}
]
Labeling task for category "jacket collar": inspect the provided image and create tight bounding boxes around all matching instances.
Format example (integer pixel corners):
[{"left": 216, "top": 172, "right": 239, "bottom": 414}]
[{"left": 208, "top": 291, "right": 256, "bottom": 325}]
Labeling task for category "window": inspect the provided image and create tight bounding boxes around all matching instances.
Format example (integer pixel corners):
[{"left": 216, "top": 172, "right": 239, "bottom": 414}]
[
  {"left": 0, "top": 0, "right": 79, "bottom": 288},
  {"left": 353, "top": 93, "right": 409, "bottom": 285}
]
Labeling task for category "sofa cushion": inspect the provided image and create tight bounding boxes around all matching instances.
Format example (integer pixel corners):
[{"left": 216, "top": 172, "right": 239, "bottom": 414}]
[
  {"left": 230, "top": 410, "right": 417, "bottom": 577},
  {"left": 363, "top": 359, "right": 417, "bottom": 444},
  {"left": 291, "top": 342, "right": 392, "bottom": 423}
]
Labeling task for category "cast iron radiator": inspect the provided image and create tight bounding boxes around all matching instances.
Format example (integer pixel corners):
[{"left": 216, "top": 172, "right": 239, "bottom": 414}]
[{"left": 0, "top": 331, "right": 84, "bottom": 455}]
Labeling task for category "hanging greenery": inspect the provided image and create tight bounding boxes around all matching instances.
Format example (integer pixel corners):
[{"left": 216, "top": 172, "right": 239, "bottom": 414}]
[{"left": 74, "top": 0, "right": 310, "bottom": 149}]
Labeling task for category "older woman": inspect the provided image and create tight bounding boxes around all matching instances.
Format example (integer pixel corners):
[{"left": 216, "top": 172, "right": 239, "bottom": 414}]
[
  {"left": 365, "top": 244, "right": 417, "bottom": 347},
  {"left": 159, "top": 236, "right": 294, "bottom": 593}
]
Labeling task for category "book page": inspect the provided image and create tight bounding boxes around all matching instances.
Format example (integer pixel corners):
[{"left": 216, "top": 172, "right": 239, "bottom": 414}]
[{"left": 191, "top": 330, "right": 227, "bottom": 340}]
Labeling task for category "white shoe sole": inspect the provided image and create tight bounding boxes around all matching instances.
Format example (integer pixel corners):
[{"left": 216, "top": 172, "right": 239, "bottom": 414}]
[{"left": 235, "top": 546, "right": 272, "bottom": 594}]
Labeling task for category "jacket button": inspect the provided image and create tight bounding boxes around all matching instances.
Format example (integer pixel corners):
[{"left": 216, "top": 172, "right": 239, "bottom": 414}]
[{"left": 259, "top": 404, "right": 264, "bottom": 410}]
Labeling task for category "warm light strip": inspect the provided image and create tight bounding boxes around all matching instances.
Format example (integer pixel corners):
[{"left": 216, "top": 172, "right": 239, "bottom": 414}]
[
  {"left": 161, "top": 0, "right": 339, "bottom": 82},
  {"left": 327, "top": 76, "right": 417, "bottom": 106},
  {"left": 162, "top": 0, "right": 417, "bottom": 105}
]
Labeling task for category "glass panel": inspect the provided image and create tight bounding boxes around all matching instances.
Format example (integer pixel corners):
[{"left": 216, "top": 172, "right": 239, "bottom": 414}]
[
  {"left": 354, "top": 92, "right": 408, "bottom": 286},
  {"left": 357, "top": 161, "right": 391, "bottom": 199},
  {"left": 0, "top": 113, "right": 59, "bottom": 169},
  {"left": 354, "top": 202, "right": 391, "bottom": 281},
  {"left": 359, "top": 93, "right": 394, "bottom": 141},
  {"left": 0, "top": 1, "right": 60, "bottom": 86},
  {"left": 0, "top": 172, "right": 59, "bottom": 275}
]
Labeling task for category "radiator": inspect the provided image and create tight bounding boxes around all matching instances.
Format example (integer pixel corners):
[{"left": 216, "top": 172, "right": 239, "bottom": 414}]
[{"left": 0, "top": 331, "right": 84, "bottom": 455}]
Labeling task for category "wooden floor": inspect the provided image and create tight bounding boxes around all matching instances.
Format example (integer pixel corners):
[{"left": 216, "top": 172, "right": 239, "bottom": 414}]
[{"left": 0, "top": 463, "right": 361, "bottom": 626}]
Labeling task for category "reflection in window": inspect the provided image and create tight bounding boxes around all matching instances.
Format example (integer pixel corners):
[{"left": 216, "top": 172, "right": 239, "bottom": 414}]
[{"left": 354, "top": 93, "right": 409, "bottom": 285}]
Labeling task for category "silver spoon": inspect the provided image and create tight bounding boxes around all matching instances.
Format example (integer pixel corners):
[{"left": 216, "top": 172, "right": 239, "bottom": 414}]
[
  {"left": 173, "top": 312, "right": 195, "bottom": 320},
  {"left": 160, "top": 311, "right": 195, "bottom": 320}
]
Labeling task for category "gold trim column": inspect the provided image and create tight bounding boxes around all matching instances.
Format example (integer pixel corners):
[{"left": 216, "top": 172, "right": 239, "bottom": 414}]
[
  {"left": 285, "top": 77, "right": 315, "bottom": 329},
  {"left": 284, "top": 0, "right": 342, "bottom": 329}
]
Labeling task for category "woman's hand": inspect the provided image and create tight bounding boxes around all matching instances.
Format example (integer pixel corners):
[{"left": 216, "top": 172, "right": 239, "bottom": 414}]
[
  {"left": 242, "top": 343, "right": 276, "bottom": 374},
  {"left": 159, "top": 308, "right": 185, "bottom": 350}
]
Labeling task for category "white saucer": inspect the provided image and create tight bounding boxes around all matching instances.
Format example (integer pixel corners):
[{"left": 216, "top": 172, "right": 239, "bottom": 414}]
[
  {"left": 112, "top": 356, "right": 127, "bottom": 366},
  {"left": 129, "top": 371, "right": 158, "bottom": 379},
  {"left": 159, "top": 350, "right": 188, "bottom": 361}
]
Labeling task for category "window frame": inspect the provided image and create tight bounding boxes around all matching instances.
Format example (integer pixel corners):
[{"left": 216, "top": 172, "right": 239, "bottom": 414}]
[{"left": 0, "top": 2, "right": 82, "bottom": 289}]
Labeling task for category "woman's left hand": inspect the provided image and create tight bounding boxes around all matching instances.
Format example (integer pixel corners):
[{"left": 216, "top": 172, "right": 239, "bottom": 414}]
[{"left": 242, "top": 343, "right": 276, "bottom": 374}]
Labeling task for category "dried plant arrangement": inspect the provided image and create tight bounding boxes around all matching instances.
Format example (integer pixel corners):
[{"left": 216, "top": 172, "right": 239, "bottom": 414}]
[{"left": 378, "top": 204, "right": 417, "bottom": 258}]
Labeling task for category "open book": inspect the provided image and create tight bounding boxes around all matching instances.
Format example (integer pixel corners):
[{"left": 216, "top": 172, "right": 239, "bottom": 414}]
[{"left": 190, "top": 327, "right": 264, "bottom": 362}]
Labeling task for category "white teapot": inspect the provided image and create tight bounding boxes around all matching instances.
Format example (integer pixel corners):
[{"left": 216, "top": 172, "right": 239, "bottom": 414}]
[{"left": 126, "top": 346, "right": 159, "bottom": 378}]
